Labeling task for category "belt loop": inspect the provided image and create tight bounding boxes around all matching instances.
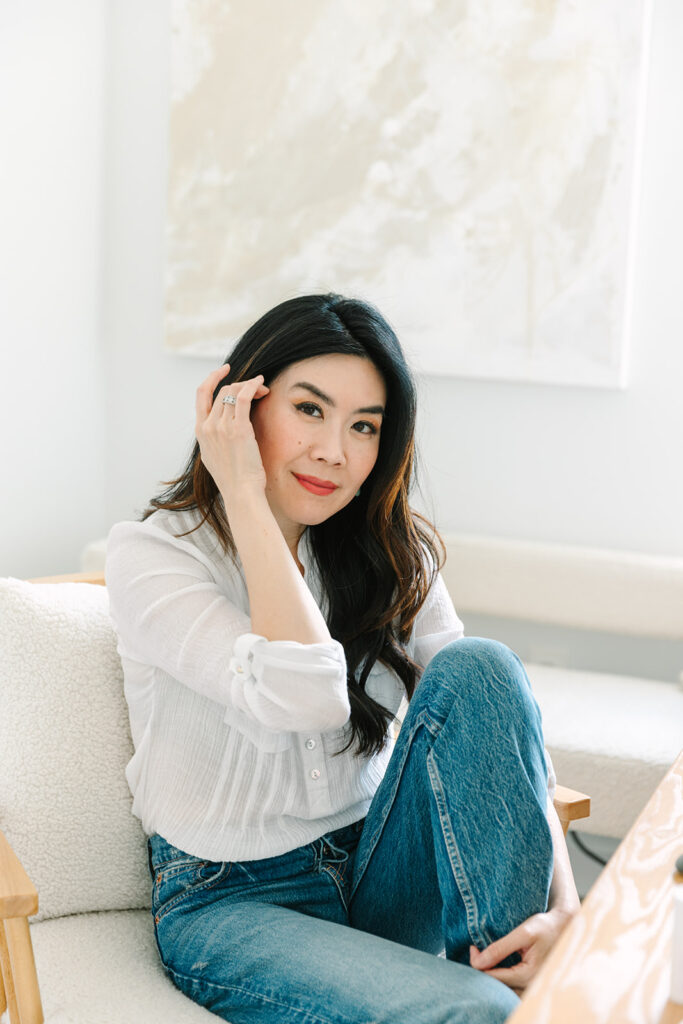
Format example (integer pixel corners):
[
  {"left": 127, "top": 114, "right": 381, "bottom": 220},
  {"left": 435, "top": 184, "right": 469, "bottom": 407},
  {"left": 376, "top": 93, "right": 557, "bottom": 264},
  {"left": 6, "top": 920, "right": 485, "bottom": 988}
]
[{"left": 322, "top": 837, "right": 349, "bottom": 863}]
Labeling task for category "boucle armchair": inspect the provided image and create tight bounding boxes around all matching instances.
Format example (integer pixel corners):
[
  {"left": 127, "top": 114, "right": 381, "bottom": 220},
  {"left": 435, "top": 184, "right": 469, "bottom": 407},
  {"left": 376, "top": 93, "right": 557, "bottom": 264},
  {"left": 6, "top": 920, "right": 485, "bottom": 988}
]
[{"left": 0, "top": 575, "right": 588, "bottom": 1024}]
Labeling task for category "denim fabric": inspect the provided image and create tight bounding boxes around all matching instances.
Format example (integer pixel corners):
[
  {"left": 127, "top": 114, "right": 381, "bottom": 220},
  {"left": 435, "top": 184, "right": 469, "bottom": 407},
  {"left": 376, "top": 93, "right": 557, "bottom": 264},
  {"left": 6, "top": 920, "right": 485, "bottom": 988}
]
[{"left": 148, "top": 638, "right": 554, "bottom": 1024}]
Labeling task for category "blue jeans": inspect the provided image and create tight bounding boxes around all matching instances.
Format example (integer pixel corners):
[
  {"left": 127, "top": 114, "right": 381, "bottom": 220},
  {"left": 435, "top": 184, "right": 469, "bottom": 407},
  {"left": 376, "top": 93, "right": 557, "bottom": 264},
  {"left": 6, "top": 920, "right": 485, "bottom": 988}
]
[{"left": 148, "top": 638, "right": 554, "bottom": 1024}]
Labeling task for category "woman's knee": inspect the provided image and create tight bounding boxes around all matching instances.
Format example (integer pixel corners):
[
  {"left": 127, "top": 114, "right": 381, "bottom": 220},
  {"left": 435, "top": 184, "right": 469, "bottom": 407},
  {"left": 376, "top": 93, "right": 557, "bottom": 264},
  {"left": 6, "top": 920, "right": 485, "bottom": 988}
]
[
  {"left": 427, "top": 637, "right": 517, "bottom": 674},
  {"left": 416, "top": 637, "right": 541, "bottom": 736}
]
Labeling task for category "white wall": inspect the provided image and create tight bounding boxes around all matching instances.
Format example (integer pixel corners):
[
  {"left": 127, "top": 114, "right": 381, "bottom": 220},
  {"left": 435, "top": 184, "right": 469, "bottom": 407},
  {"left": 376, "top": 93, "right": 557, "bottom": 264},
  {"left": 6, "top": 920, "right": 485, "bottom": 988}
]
[
  {"left": 104, "top": 0, "right": 682, "bottom": 559},
  {"left": 3, "top": 0, "right": 682, "bottom": 581},
  {"left": 0, "top": 1, "right": 108, "bottom": 577},
  {"left": 417, "top": 0, "right": 683, "bottom": 557}
]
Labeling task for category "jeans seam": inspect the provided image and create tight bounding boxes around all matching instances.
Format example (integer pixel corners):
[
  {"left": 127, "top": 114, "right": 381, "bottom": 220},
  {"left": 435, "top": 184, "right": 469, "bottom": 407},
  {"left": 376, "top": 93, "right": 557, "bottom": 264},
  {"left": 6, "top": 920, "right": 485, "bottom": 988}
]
[
  {"left": 156, "top": 859, "right": 209, "bottom": 882},
  {"left": 348, "top": 710, "right": 429, "bottom": 903},
  {"left": 425, "top": 748, "right": 493, "bottom": 950},
  {"left": 154, "top": 862, "right": 230, "bottom": 923},
  {"left": 320, "top": 863, "right": 349, "bottom": 913},
  {"left": 165, "top": 963, "right": 350, "bottom": 1024}
]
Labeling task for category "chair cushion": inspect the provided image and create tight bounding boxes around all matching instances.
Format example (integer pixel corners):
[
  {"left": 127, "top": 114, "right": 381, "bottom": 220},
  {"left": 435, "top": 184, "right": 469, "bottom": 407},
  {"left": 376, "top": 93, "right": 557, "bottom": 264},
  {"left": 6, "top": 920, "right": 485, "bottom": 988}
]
[
  {"left": 528, "top": 662, "right": 683, "bottom": 838},
  {"left": 0, "top": 578, "right": 150, "bottom": 920},
  {"left": 5, "top": 910, "right": 219, "bottom": 1023}
]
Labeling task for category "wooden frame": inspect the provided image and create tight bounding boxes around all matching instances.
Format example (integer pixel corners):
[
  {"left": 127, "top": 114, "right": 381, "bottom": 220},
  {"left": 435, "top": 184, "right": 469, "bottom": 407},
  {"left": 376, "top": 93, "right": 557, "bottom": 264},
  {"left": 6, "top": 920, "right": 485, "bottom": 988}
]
[{"left": 0, "top": 830, "right": 42, "bottom": 1024}]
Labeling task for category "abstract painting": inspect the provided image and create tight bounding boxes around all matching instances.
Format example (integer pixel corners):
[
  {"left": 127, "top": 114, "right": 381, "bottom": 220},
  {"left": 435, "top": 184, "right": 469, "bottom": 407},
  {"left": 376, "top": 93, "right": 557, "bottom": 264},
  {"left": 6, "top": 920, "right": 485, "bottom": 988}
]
[{"left": 166, "top": 0, "right": 651, "bottom": 388}]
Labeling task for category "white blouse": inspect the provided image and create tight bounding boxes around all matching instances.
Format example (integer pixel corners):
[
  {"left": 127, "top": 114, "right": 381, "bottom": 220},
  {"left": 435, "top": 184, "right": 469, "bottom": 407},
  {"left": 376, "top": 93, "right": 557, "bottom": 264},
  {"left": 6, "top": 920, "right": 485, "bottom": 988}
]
[{"left": 106, "top": 508, "right": 552, "bottom": 862}]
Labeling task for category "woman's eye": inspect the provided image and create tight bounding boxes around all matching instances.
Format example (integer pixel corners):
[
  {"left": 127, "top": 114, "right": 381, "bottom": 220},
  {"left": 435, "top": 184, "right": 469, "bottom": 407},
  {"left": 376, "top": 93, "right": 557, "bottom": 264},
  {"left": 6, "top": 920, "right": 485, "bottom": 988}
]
[
  {"left": 295, "top": 402, "right": 322, "bottom": 417},
  {"left": 353, "top": 421, "right": 378, "bottom": 435}
]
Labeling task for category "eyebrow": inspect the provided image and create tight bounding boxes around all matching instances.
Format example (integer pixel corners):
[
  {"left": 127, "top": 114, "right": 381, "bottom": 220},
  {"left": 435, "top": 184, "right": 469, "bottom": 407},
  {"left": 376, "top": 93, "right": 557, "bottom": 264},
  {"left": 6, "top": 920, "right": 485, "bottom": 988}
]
[{"left": 290, "top": 381, "right": 385, "bottom": 416}]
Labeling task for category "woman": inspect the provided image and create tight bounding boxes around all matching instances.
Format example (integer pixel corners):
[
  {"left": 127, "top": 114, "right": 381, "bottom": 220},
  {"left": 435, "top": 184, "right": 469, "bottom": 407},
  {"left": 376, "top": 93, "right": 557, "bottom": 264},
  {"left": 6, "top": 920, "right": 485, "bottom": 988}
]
[{"left": 106, "top": 293, "right": 579, "bottom": 1024}]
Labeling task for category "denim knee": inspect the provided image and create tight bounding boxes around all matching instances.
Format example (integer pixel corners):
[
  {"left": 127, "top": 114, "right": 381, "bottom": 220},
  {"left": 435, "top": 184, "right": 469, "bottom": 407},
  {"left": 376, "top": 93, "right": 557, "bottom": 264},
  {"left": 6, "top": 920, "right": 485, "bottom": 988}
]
[{"left": 418, "top": 637, "right": 540, "bottom": 731}]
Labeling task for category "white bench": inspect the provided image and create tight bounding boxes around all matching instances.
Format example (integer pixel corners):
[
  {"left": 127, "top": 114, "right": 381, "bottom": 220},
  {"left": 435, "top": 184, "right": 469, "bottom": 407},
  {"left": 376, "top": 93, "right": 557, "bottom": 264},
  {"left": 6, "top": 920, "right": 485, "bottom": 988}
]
[{"left": 440, "top": 534, "right": 683, "bottom": 839}]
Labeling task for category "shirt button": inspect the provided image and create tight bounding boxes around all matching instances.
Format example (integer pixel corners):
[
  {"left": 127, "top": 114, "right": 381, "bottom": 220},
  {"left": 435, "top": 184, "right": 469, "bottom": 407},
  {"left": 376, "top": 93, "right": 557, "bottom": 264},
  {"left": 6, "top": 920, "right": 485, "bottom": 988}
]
[
  {"left": 305, "top": 738, "right": 316, "bottom": 750},
  {"left": 310, "top": 769, "right": 321, "bottom": 780}
]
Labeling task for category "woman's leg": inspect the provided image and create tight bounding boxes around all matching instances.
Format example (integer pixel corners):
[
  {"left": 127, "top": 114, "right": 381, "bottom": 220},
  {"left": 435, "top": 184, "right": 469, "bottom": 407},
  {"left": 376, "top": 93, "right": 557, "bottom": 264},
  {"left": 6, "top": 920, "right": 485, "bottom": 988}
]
[
  {"left": 148, "top": 827, "right": 518, "bottom": 1024},
  {"left": 349, "top": 637, "right": 554, "bottom": 965}
]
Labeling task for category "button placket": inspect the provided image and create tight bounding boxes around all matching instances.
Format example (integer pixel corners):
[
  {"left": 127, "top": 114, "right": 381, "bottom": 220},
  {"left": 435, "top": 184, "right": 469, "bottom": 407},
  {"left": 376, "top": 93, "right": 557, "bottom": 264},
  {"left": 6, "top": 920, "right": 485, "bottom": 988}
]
[
  {"left": 302, "top": 733, "right": 330, "bottom": 814},
  {"left": 303, "top": 735, "right": 321, "bottom": 781}
]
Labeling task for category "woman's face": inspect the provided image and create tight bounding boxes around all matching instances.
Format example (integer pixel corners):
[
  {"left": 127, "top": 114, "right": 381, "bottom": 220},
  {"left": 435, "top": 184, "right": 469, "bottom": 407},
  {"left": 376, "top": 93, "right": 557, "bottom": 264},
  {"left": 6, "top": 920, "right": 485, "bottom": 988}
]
[{"left": 250, "top": 353, "right": 386, "bottom": 546}]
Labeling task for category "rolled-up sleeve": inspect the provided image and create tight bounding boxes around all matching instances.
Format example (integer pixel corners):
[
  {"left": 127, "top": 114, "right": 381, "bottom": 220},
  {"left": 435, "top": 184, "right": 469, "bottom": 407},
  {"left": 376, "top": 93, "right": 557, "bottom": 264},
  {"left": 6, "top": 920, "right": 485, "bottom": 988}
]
[
  {"left": 106, "top": 521, "right": 350, "bottom": 734},
  {"left": 228, "top": 633, "right": 350, "bottom": 732}
]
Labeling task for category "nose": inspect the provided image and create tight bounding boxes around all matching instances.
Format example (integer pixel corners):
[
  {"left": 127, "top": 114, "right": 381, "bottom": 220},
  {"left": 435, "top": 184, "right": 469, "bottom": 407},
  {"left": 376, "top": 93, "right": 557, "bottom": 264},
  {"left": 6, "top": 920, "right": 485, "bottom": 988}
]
[{"left": 309, "top": 423, "right": 346, "bottom": 466}]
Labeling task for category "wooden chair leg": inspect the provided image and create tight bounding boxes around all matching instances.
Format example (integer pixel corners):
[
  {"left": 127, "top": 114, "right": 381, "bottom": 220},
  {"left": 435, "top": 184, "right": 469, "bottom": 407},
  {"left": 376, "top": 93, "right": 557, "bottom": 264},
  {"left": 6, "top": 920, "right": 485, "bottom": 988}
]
[
  {"left": 0, "top": 919, "right": 17, "bottom": 1023},
  {"left": 0, "top": 963, "right": 6, "bottom": 1019},
  {"left": 0, "top": 918, "right": 43, "bottom": 1024}
]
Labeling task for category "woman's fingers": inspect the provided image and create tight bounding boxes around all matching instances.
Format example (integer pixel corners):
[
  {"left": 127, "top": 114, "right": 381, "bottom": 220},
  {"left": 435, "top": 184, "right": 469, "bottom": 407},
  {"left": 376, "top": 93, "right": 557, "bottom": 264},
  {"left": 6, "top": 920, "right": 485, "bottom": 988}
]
[
  {"left": 469, "top": 911, "right": 563, "bottom": 993},
  {"left": 196, "top": 364, "right": 231, "bottom": 419},
  {"left": 196, "top": 364, "right": 270, "bottom": 430},
  {"left": 469, "top": 925, "right": 525, "bottom": 970},
  {"left": 195, "top": 372, "right": 270, "bottom": 496},
  {"left": 219, "top": 375, "right": 267, "bottom": 425},
  {"left": 474, "top": 962, "right": 533, "bottom": 992}
]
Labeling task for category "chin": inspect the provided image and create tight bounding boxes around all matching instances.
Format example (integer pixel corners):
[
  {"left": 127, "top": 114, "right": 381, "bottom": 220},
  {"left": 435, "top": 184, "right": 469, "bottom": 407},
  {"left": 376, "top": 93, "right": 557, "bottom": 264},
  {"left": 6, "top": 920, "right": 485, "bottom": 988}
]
[
  {"left": 290, "top": 495, "right": 352, "bottom": 527},
  {"left": 295, "top": 504, "right": 344, "bottom": 527}
]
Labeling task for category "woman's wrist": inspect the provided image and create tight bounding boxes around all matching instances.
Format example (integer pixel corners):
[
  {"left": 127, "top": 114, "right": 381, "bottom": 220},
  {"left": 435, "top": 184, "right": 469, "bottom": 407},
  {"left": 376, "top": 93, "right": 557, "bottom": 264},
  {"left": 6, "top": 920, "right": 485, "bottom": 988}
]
[
  {"left": 220, "top": 484, "right": 271, "bottom": 522},
  {"left": 548, "top": 894, "right": 580, "bottom": 920}
]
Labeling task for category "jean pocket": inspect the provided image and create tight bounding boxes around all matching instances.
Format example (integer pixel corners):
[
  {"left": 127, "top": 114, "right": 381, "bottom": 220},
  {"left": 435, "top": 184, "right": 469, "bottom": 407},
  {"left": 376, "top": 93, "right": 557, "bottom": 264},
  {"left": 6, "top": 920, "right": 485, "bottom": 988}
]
[{"left": 153, "top": 858, "right": 230, "bottom": 924}]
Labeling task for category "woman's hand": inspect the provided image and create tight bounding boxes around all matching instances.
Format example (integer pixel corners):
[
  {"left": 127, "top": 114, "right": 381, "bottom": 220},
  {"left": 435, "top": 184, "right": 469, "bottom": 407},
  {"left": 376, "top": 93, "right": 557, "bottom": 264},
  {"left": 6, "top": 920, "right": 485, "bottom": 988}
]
[
  {"left": 468, "top": 904, "right": 576, "bottom": 993},
  {"left": 195, "top": 364, "right": 270, "bottom": 502}
]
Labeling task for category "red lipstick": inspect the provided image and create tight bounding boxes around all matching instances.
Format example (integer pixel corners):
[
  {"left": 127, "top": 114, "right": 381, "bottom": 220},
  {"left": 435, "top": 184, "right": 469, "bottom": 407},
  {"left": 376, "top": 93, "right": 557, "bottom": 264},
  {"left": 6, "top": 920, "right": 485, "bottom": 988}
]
[{"left": 293, "top": 473, "right": 339, "bottom": 496}]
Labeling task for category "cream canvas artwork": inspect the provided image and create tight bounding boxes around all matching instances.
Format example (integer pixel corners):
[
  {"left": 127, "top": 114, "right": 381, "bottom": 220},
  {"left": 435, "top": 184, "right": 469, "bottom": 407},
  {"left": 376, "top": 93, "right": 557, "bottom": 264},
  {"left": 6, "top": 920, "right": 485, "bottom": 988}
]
[{"left": 166, "top": 0, "right": 651, "bottom": 388}]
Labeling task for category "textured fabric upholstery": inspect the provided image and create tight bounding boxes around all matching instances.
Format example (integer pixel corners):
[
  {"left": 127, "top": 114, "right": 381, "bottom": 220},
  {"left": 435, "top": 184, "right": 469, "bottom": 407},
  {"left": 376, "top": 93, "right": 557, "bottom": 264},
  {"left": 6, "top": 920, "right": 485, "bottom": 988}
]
[
  {"left": 0, "top": 578, "right": 150, "bottom": 921},
  {"left": 4, "top": 911, "right": 215, "bottom": 1023},
  {"left": 529, "top": 663, "right": 683, "bottom": 837}
]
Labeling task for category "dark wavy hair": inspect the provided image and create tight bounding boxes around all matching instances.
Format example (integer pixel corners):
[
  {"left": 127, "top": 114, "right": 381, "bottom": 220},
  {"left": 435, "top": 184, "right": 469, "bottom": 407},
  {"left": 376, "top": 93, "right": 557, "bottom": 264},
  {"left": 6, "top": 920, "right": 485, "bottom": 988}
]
[{"left": 143, "top": 293, "right": 444, "bottom": 757}]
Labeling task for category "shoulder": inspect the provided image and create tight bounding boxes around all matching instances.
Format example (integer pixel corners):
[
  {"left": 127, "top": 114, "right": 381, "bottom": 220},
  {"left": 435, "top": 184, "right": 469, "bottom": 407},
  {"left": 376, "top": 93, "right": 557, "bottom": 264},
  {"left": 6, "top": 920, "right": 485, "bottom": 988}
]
[
  {"left": 108, "top": 507, "right": 214, "bottom": 550},
  {"left": 106, "top": 508, "right": 234, "bottom": 585},
  {"left": 413, "top": 537, "right": 464, "bottom": 637}
]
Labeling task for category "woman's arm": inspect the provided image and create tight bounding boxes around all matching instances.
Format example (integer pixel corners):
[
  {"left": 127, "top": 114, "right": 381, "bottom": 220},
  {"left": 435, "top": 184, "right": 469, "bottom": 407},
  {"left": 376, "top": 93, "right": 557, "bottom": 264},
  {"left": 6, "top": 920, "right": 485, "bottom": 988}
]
[
  {"left": 546, "top": 796, "right": 582, "bottom": 917},
  {"left": 225, "top": 494, "right": 331, "bottom": 644},
  {"left": 196, "top": 366, "right": 331, "bottom": 645},
  {"left": 106, "top": 520, "right": 350, "bottom": 734},
  {"left": 469, "top": 797, "right": 580, "bottom": 991}
]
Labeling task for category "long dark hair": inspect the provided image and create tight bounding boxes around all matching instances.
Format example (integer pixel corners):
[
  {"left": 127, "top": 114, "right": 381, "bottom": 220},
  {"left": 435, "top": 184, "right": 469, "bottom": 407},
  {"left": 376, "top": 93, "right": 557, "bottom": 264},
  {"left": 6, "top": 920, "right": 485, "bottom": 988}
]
[{"left": 144, "top": 294, "right": 444, "bottom": 757}]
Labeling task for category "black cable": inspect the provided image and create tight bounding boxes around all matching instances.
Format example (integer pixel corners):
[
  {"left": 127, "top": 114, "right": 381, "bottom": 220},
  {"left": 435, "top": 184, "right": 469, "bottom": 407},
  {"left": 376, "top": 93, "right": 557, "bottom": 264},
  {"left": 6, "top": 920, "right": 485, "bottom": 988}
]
[{"left": 569, "top": 830, "right": 608, "bottom": 867}]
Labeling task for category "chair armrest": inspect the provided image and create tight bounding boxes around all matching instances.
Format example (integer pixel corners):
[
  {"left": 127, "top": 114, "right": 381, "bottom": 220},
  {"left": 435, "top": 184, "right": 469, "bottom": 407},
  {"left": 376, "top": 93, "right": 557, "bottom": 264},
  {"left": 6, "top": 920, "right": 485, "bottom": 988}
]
[
  {"left": 553, "top": 784, "right": 591, "bottom": 836},
  {"left": 28, "top": 571, "right": 106, "bottom": 585},
  {"left": 0, "top": 833, "right": 43, "bottom": 1024},
  {"left": 0, "top": 830, "right": 38, "bottom": 920}
]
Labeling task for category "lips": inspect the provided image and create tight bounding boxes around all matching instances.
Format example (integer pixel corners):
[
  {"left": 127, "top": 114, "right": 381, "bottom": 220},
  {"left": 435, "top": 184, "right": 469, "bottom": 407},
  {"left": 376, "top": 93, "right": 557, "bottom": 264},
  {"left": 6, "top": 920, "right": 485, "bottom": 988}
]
[{"left": 293, "top": 473, "right": 339, "bottom": 496}]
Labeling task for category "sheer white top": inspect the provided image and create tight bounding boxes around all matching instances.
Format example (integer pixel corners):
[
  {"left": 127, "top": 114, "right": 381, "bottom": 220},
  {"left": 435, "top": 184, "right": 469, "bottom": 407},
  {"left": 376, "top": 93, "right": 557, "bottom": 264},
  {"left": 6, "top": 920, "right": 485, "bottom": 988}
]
[{"left": 106, "top": 508, "right": 552, "bottom": 862}]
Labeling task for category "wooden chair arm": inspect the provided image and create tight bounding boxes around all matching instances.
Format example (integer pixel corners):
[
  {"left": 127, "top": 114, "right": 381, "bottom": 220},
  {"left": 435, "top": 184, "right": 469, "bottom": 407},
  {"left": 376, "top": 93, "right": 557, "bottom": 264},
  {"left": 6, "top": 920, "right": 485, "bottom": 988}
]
[
  {"left": 28, "top": 571, "right": 106, "bottom": 585},
  {"left": 0, "top": 831, "right": 43, "bottom": 1024},
  {"left": 553, "top": 784, "right": 591, "bottom": 836},
  {"left": 0, "top": 831, "right": 37, "bottom": 921}
]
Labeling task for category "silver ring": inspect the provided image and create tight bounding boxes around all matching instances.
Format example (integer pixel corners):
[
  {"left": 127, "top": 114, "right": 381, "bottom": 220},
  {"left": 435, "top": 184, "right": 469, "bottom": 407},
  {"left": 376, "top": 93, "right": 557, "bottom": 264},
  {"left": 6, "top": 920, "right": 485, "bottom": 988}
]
[{"left": 222, "top": 394, "right": 237, "bottom": 406}]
